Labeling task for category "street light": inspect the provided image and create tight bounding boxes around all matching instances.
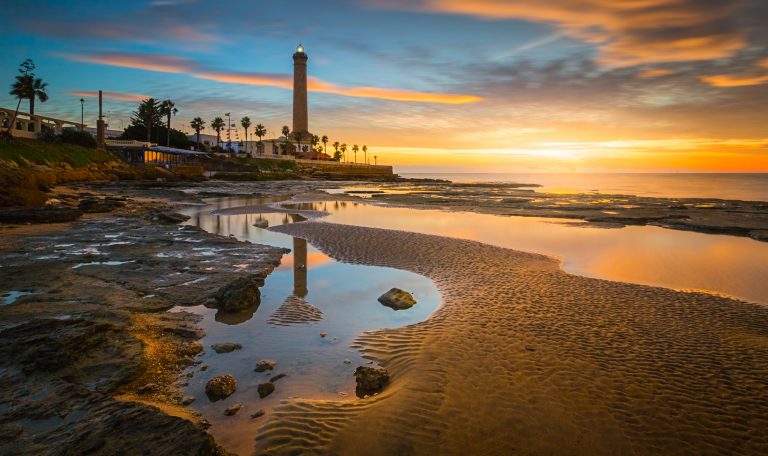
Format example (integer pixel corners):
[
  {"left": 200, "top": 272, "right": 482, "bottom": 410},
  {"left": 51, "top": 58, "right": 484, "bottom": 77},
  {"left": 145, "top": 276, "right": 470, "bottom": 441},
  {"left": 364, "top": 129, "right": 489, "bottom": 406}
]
[{"left": 80, "top": 98, "right": 85, "bottom": 131}]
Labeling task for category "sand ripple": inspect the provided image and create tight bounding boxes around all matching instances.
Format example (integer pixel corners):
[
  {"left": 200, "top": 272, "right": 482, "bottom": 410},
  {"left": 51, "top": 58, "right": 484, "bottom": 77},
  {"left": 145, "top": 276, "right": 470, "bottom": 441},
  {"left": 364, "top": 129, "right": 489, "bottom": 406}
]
[
  {"left": 268, "top": 295, "right": 324, "bottom": 326},
  {"left": 256, "top": 221, "right": 768, "bottom": 455}
]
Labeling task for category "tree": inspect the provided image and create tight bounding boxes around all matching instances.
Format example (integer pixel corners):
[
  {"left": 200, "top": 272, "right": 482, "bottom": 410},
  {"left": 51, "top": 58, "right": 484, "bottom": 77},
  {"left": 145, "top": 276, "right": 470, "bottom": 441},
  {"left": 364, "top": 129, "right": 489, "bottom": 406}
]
[
  {"left": 211, "top": 117, "right": 225, "bottom": 149},
  {"left": 160, "top": 100, "right": 177, "bottom": 147},
  {"left": 332, "top": 141, "right": 340, "bottom": 160},
  {"left": 281, "top": 125, "right": 291, "bottom": 154},
  {"left": 362, "top": 145, "right": 368, "bottom": 164},
  {"left": 352, "top": 144, "right": 359, "bottom": 164},
  {"left": 7, "top": 59, "right": 48, "bottom": 136},
  {"left": 321, "top": 135, "right": 329, "bottom": 154},
  {"left": 190, "top": 117, "right": 205, "bottom": 150},
  {"left": 311, "top": 134, "right": 320, "bottom": 152},
  {"left": 130, "top": 98, "right": 162, "bottom": 143},
  {"left": 340, "top": 143, "right": 347, "bottom": 163},
  {"left": 240, "top": 116, "right": 251, "bottom": 154},
  {"left": 293, "top": 132, "right": 303, "bottom": 155},
  {"left": 255, "top": 123, "right": 266, "bottom": 154}
]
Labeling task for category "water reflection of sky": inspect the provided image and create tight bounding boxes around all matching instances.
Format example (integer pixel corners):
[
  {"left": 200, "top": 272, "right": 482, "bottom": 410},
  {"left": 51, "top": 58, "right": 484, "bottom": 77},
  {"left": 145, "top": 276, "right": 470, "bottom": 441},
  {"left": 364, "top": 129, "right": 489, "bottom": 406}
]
[{"left": 177, "top": 197, "right": 441, "bottom": 456}]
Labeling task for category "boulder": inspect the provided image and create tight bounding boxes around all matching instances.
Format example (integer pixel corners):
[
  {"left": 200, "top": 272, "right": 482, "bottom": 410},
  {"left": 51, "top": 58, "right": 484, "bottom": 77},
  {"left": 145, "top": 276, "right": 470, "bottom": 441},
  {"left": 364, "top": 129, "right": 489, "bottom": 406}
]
[
  {"left": 257, "top": 382, "right": 275, "bottom": 399},
  {"left": 153, "top": 211, "right": 191, "bottom": 225},
  {"left": 205, "top": 374, "right": 237, "bottom": 401},
  {"left": 377, "top": 288, "right": 417, "bottom": 310},
  {"left": 354, "top": 366, "right": 390, "bottom": 396},
  {"left": 224, "top": 404, "right": 242, "bottom": 416},
  {"left": 254, "top": 359, "right": 276, "bottom": 372},
  {"left": 251, "top": 409, "right": 266, "bottom": 419},
  {"left": 253, "top": 219, "right": 269, "bottom": 229},
  {"left": 215, "top": 275, "right": 264, "bottom": 311},
  {"left": 78, "top": 198, "right": 125, "bottom": 213},
  {"left": 211, "top": 342, "right": 243, "bottom": 353}
]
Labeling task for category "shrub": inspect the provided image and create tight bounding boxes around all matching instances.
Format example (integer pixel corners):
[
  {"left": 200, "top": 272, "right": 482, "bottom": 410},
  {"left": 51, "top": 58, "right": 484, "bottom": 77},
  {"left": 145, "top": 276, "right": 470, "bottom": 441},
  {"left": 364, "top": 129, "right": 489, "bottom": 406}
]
[{"left": 60, "top": 129, "right": 97, "bottom": 148}]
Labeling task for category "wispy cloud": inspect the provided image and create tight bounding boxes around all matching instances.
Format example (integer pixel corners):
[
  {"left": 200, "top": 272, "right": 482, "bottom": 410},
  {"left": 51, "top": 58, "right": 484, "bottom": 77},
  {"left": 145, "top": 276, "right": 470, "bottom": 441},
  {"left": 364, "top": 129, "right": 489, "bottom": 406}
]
[
  {"left": 66, "top": 90, "right": 149, "bottom": 102},
  {"left": 699, "top": 57, "right": 768, "bottom": 87},
  {"left": 637, "top": 68, "right": 677, "bottom": 79},
  {"left": 375, "top": 0, "right": 749, "bottom": 67},
  {"left": 62, "top": 52, "right": 483, "bottom": 104}
]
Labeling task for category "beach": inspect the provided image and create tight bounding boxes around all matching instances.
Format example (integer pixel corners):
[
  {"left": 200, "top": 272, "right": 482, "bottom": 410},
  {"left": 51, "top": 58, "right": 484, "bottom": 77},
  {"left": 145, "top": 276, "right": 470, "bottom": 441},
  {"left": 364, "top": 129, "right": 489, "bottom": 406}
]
[{"left": 2, "top": 178, "right": 768, "bottom": 455}]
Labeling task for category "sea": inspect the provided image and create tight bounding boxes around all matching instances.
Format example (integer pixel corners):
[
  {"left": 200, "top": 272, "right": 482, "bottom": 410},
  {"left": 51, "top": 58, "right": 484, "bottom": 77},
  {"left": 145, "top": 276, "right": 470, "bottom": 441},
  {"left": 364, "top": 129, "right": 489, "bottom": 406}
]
[{"left": 398, "top": 173, "right": 768, "bottom": 202}]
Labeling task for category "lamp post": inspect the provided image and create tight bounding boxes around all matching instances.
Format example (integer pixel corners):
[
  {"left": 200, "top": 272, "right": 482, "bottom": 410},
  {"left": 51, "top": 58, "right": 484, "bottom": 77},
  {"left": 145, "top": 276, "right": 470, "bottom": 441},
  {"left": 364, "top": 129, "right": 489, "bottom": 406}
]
[{"left": 80, "top": 98, "right": 85, "bottom": 131}]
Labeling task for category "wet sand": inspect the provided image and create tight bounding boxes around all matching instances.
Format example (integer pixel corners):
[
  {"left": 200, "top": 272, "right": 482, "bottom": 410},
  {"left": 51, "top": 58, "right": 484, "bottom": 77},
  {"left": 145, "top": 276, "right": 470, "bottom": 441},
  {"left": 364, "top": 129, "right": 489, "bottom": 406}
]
[{"left": 259, "top": 220, "right": 768, "bottom": 455}]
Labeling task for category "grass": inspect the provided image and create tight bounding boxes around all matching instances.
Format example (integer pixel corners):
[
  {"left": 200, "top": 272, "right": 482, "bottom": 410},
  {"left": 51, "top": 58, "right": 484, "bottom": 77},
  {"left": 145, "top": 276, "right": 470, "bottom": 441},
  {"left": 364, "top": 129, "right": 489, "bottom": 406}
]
[{"left": 0, "top": 138, "right": 116, "bottom": 168}]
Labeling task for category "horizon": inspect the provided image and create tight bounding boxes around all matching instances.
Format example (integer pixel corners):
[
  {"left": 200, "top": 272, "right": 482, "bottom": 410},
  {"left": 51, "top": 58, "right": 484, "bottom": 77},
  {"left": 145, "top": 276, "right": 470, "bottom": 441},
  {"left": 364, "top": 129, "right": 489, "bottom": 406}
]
[{"left": 3, "top": 0, "right": 768, "bottom": 172}]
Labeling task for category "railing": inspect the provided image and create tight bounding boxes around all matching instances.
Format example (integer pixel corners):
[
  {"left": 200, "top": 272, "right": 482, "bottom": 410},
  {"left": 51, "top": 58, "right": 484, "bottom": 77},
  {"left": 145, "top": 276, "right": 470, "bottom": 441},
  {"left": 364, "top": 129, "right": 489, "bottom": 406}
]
[{"left": 105, "top": 139, "right": 154, "bottom": 147}]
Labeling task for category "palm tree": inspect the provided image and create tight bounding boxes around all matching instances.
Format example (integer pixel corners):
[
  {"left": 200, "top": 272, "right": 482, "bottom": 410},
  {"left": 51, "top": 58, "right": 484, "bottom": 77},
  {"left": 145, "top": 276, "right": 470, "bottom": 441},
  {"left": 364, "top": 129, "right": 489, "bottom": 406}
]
[
  {"left": 340, "top": 143, "right": 347, "bottom": 163},
  {"left": 211, "top": 117, "right": 225, "bottom": 149},
  {"left": 240, "top": 116, "right": 251, "bottom": 154},
  {"left": 160, "top": 100, "right": 177, "bottom": 147},
  {"left": 311, "top": 134, "right": 320, "bottom": 152},
  {"left": 332, "top": 141, "right": 340, "bottom": 161},
  {"left": 293, "top": 132, "right": 303, "bottom": 155},
  {"left": 190, "top": 117, "right": 205, "bottom": 150},
  {"left": 8, "top": 59, "right": 48, "bottom": 136},
  {"left": 321, "top": 135, "right": 329, "bottom": 154},
  {"left": 255, "top": 123, "right": 266, "bottom": 155},
  {"left": 352, "top": 144, "right": 359, "bottom": 164},
  {"left": 281, "top": 125, "right": 290, "bottom": 154},
  {"left": 362, "top": 145, "right": 368, "bottom": 164}
]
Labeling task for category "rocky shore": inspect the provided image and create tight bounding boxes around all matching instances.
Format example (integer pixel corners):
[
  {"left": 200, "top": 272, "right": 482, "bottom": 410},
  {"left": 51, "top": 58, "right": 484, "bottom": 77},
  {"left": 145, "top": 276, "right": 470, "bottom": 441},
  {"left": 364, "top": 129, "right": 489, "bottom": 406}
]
[{"left": 0, "top": 187, "right": 288, "bottom": 455}]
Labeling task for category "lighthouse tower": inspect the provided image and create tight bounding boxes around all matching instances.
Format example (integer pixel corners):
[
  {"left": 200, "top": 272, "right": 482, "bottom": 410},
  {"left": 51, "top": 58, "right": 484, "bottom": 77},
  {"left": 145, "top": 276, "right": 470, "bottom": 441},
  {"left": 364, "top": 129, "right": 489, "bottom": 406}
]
[{"left": 292, "top": 44, "right": 311, "bottom": 141}]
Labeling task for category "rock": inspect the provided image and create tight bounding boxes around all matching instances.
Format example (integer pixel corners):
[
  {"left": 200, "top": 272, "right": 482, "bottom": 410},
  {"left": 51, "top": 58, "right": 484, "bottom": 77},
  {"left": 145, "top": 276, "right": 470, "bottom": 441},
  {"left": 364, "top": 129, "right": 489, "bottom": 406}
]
[
  {"left": 180, "top": 396, "right": 196, "bottom": 406},
  {"left": 269, "top": 373, "right": 286, "bottom": 383},
  {"left": 253, "top": 219, "right": 269, "bottom": 229},
  {"left": 224, "top": 403, "right": 242, "bottom": 416},
  {"left": 343, "top": 359, "right": 352, "bottom": 364},
  {"left": 215, "top": 275, "right": 264, "bottom": 311},
  {"left": 153, "top": 211, "right": 191, "bottom": 225},
  {"left": 200, "top": 364, "right": 209, "bottom": 371},
  {"left": 137, "top": 383, "right": 157, "bottom": 394},
  {"left": 257, "top": 382, "right": 275, "bottom": 398},
  {"left": 354, "top": 366, "right": 389, "bottom": 396},
  {"left": 78, "top": 198, "right": 125, "bottom": 213},
  {"left": 205, "top": 374, "right": 237, "bottom": 401},
  {"left": 211, "top": 342, "right": 243, "bottom": 353},
  {"left": 0, "top": 207, "right": 83, "bottom": 224},
  {"left": 320, "top": 332, "right": 328, "bottom": 338},
  {"left": 377, "top": 288, "right": 417, "bottom": 310},
  {"left": 251, "top": 409, "right": 266, "bottom": 419},
  {"left": 254, "top": 359, "right": 276, "bottom": 372}
]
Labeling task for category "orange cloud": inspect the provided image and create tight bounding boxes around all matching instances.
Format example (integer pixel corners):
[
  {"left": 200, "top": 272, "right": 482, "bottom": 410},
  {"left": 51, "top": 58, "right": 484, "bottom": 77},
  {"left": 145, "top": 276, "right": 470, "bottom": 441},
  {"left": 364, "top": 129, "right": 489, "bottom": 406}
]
[
  {"left": 637, "top": 68, "right": 676, "bottom": 79},
  {"left": 66, "top": 90, "right": 149, "bottom": 102},
  {"left": 699, "top": 74, "right": 768, "bottom": 88},
  {"left": 65, "top": 52, "right": 482, "bottom": 104},
  {"left": 66, "top": 52, "right": 193, "bottom": 73},
  {"left": 389, "top": 0, "right": 747, "bottom": 66}
]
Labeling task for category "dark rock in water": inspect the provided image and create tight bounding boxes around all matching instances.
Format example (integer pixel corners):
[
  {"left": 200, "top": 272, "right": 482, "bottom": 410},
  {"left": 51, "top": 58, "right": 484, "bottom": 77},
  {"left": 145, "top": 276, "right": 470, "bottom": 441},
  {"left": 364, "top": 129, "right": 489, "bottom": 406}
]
[
  {"left": 254, "top": 359, "right": 276, "bottom": 372},
  {"left": 211, "top": 342, "right": 242, "bottom": 353},
  {"left": 253, "top": 219, "right": 269, "bottom": 229},
  {"left": 257, "top": 382, "right": 275, "bottom": 398},
  {"left": 377, "top": 288, "right": 417, "bottom": 310},
  {"left": 224, "top": 403, "right": 242, "bottom": 416},
  {"left": 750, "top": 230, "right": 768, "bottom": 242},
  {"left": 180, "top": 396, "right": 196, "bottom": 406},
  {"left": 152, "top": 211, "right": 191, "bottom": 225},
  {"left": 0, "top": 206, "right": 83, "bottom": 224},
  {"left": 269, "top": 373, "right": 286, "bottom": 383},
  {"left": 78, "top": 198, "right": 125, "bottom": 213},
  {"left": 251, "top": 409, "right": 266, "bottom": 419},
  {"left": 205, "top": 375, "right": 237, "bottom": 401},
  {"left": 354, "top": 366, "right": 390, "bottom": 396},
  {"left": 215, "top": 275, "right": 264, "bottom": 312}
]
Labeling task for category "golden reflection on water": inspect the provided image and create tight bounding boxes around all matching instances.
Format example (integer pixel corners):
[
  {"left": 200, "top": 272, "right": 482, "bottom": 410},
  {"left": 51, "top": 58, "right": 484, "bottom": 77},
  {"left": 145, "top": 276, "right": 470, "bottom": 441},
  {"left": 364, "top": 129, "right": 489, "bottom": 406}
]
[{"left": 312, "top": 202, "right": 768, "bottom": 305}]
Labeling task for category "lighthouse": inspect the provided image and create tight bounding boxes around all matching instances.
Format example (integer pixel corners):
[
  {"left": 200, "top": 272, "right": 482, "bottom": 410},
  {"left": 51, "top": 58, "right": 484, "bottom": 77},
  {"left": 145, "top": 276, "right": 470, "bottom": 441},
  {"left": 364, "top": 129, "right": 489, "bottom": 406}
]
[{"left": 292, "top": 44, "right": 311, "bottom": 141}]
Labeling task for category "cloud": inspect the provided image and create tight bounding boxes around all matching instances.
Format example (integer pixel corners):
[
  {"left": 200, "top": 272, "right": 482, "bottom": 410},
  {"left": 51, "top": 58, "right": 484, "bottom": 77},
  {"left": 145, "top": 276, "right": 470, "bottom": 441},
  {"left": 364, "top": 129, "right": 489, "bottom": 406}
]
[
  {"left": 66, "top": 91, "right": 150, "bottom": 102},
  {"left": 376, "top": 0, "right": 749, "bottom": 66},
  {"left": 637, "top": 68, "right": 677, "bottom": 79},
  {"left": 63, "top": 52, "right": 483, "bottom": 104},
  {"left": 699, "top": 74, "right": 768, "bottom": 87}
]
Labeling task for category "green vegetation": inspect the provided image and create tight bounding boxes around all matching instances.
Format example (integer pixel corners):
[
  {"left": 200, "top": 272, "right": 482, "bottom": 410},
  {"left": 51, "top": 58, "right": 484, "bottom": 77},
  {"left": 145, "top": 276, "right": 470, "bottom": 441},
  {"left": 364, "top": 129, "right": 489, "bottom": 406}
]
[
  {"left": 0, "top": 138, "right": 114, "bottom": 167},
  {"left": 230, "top": 156, "right": 296, "bottom": 171}
]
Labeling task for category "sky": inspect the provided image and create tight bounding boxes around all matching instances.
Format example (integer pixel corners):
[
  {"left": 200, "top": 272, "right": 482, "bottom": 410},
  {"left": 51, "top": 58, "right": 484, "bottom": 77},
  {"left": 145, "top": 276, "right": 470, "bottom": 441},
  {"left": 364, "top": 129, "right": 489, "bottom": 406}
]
[{"left": 2, "top": 0, "right": 768, "bottom": 173}]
